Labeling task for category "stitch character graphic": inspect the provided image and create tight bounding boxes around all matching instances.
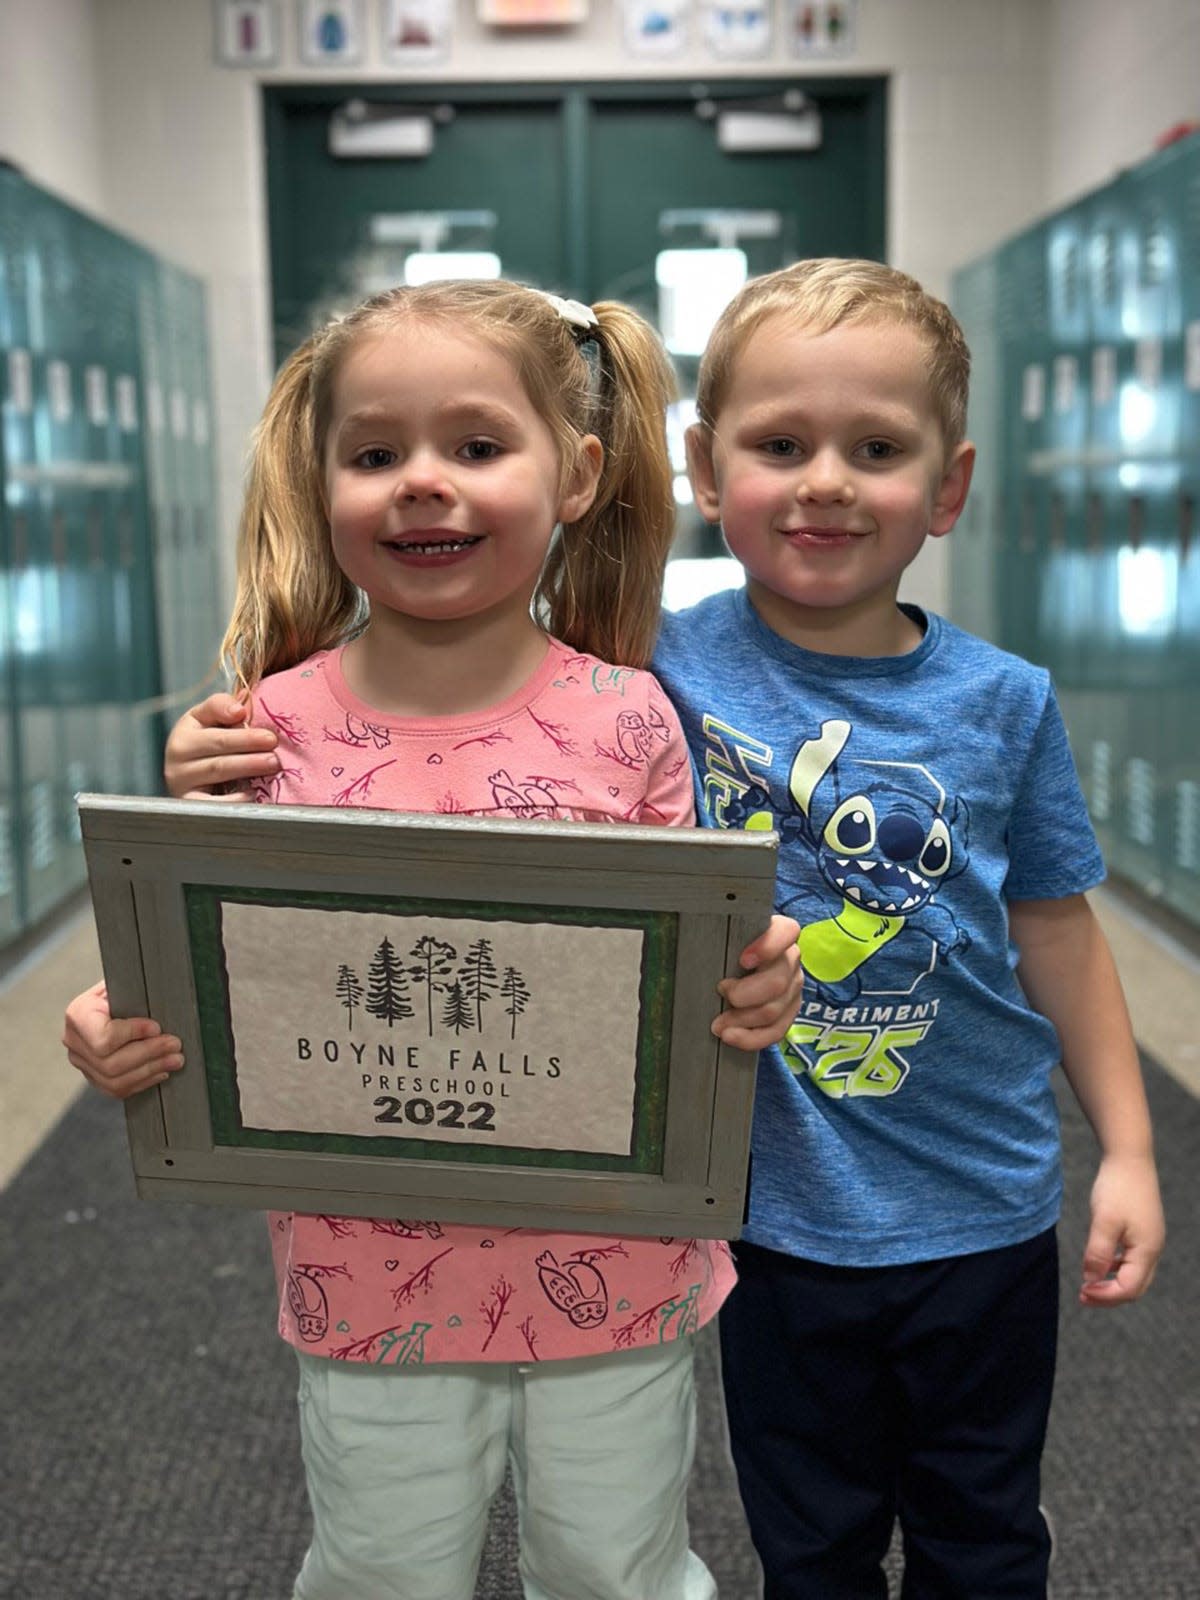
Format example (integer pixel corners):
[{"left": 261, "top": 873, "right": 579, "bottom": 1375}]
[
  {"left": 287, "top": 1269, "right": 330, "bottom": 1343},
  {"left": 535, "top": 1250, "right": 610, "bottom": 1329},
  {"left": 726, "top": 720, "right": 970, "bottom": 1003}
]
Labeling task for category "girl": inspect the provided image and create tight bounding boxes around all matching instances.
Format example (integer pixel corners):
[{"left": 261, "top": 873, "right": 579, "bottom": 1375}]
[{"left": 65, "top": 279, "right": 802, "bottom": 1600}]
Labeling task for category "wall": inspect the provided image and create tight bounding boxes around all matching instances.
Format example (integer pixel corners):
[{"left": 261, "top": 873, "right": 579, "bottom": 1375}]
[
  {"left": 1045, "top": 0, "right": 1200, "bottom": 212},
  {"left": 0, "top": 0, "right": 106, "bottom": 216}
]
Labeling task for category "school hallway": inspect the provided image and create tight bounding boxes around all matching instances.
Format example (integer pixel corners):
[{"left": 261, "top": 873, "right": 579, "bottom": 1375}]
[{"left": 1, "top": 886, "right": 1196, "bottom": 1600}]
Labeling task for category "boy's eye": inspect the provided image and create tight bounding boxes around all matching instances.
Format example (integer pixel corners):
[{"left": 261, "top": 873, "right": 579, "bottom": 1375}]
[
  {"left": 355, "top": 447, "right": 395, "bottom": 470},
  {"left": 860, "top": 440, "right": 899, "bottom": 462},
  {"left": 461, "top": 439, "right": 501, "bottom": 461}
]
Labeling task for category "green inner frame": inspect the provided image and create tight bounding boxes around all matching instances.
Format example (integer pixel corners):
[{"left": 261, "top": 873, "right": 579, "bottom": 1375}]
[{"left": 187, "top": 884, "right": 677, "bottom": 1174}]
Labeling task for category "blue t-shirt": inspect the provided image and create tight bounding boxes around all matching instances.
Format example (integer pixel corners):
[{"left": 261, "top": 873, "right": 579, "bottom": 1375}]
[{"left": 653, "top": 591, "right": 1105, "bottom": 1267}]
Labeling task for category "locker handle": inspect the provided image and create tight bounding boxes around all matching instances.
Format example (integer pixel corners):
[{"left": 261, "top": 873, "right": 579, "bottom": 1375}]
[
  {"left": 1126, "top": 495, "right": 1145, "bottom": 551},
  {"left": 1086, "top": 491, "right": 1103, "bottom": 552},
  {"left": 10, "top": 513, "right": 29, "bottom": 569}
]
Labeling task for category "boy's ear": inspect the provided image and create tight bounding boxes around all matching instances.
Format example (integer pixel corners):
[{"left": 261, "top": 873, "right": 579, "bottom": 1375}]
[
  {"left": 558, "top": 433, "right": 604, "bottom": 524},
  {"left": 685, "top": 424, "right": 722, "bottom": 524},
  {"left": 929, "top": 441, "right": 976, "bottom": 538}
]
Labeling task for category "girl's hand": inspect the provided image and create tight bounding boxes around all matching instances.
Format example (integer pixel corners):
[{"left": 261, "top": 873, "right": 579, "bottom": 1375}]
[
  {"left": 63, "top": 981, "right": 183, "bottom": 1100},
  {"left": 165, "top": 692, "right": 279, "bottom": 800},
  {"left": 1078, "top": 1151, "right": 1165, "bottom": 1306},
  {"left": 712, "top": 915, "right": 803, "bottom": 1052}
]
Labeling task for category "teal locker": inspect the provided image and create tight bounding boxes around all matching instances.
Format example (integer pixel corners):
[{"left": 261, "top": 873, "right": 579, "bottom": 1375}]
[
  {"left": 1143, "top": 138, "right": 1200, "bottom": 922},
  {"left": 183, "top": 273, "right": 223, "bottom": 698},
  {"left": 136, "top": 257, "right": 174, "bottom": 788},
  {"left": 951, "top": 130, "right": 1200, "bottom": 930},
  {"left": 0, "top": 170, "right": 30, "bottom": 941},
  {"left": 2, "top": 169, "right": 220, "bottom": 949},
  {"left": 948, "top": 255, "right": 1001, "bottom": 644},
  {"left": 1109, "top": 160, "right": 1182, "bottom": 899},
  {"left": 13, "top": 185, "right": 75, "bottom": 923},
  {"left": 1041, "top": 204, "right": 1092, "bottom": 691},
  {"left": 996, "top": 229, "right": 1047, "bottom": 670}
]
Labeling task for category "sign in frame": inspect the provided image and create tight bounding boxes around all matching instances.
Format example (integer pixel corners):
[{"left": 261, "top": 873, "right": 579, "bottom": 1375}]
[{"left": 80, "top": 796, "right": 778, "bottom": 1238}]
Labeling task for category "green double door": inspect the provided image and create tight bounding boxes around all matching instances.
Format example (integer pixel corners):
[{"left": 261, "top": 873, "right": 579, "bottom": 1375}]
[
  {"left": 265, "top": 80, "right": 885, "bottom": 551},
  {"left": 266, "top": 78, "right": 885, "bottom": 347}
]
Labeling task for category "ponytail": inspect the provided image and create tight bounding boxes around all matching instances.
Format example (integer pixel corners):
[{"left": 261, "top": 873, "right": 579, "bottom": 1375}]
[
  {"left": 220, "top": 340, "right": 363, "bottom": 692},
  {"left": 538, "top": 301, "right": 676, "bottom": 670}
]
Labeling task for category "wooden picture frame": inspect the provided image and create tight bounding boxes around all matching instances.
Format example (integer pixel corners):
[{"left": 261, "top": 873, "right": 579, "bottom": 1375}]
[
  {"left": 213, "top": 0, "right": 279, "bottom": 67},
  {"left": 80, "top": 796, "right": 778, "bottom": 1238}
]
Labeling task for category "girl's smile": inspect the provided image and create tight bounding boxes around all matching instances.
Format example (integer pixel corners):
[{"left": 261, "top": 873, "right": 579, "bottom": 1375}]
[{"left": 379, "top": 530, "right": 485, "bottom": 563}]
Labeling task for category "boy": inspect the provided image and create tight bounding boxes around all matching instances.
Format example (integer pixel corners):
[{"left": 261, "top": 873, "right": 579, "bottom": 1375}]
[
  {"left": 651, "top": 258, "right": 1164, "bottom": 1598},
  {"left": 77, "top": 260, "right": 1164, "bottom": 1597}
]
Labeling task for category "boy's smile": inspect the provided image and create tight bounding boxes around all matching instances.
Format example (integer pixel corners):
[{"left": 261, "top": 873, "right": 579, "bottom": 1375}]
[{"left": 687, "top": 316, "right": 974, "bottom": 656}]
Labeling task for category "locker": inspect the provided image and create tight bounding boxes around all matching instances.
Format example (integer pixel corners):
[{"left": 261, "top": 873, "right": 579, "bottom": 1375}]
[
  {"left": 0, "top": 170, "right": 222, "bottom": 949},
  {"left": 952, "top": 132, "right": 1200, "bottom": 930}
]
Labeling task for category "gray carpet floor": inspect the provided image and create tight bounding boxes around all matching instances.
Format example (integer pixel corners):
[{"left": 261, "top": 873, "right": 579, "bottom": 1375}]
[{"left": 1, "top": 1058, "right": 1196, "bottom": 1599}]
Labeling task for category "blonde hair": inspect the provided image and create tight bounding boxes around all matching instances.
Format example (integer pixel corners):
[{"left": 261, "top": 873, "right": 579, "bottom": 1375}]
[
  {"left": 696, "top": 258, "right": 971, "bottom": 450},
  {"left": 221, "top": 280, "right": 677, "bottom": 689}
]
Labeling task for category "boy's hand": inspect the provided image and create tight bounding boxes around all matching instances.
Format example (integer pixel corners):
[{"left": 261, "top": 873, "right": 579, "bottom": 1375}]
[
  {"left": 166, "top": 692, "right": 279, "bottom": 800},
  {"left": 63, "top": 981, "right": 183, "bottom": 1100},
  {"left": 1079, "top": 1151, "right": 1165, "bottom": 1307},
  {"left": 712, "top": 915, "right": 803, "bottom": 1052}
]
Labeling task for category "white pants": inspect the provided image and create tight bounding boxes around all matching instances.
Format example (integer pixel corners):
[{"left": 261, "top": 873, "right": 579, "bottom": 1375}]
[{"left": 292, "top": 1337, "right": 717, "bottom": 1600}]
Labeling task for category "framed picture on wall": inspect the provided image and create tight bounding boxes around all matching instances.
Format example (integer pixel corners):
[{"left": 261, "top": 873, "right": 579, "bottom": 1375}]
[
  {"left": 702, "top": 0, "right": 771, "bottom": 58},
  {"left": 80, "top": 795, "right": 778, "bottom": 1239},
  {"left": 623, "top": 0, "right": 690, "bottom": 58},
  {"left": 478, "top": 0, "right": 589, "bottom": 23},
  {"left": 213, "top": 0, "right": 280, "bottom": 66},
  {"left": 298, "top": 0, "right": 365, "bottom": 64},
  {"left": 784, "top": 0, "right": 857, "bottom": 58},
  {"left": 381, "top": 0, "right": 453, "bottom": 65}
]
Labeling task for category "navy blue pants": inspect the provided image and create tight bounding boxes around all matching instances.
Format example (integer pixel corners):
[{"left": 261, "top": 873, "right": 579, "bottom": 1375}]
[{"left": 719, "top": 1229, "right": 1058, "bottom": 1600}]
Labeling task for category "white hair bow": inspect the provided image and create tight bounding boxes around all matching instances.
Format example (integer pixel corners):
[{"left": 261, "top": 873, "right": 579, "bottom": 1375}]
[{"left": 542, "top": 292, "right": 599, "bottom": 332}]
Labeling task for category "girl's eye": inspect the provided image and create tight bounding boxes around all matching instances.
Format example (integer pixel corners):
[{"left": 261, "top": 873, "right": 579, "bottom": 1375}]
[
  {"left": 860, "top": 440, "right": 899, "bottom": 462},
  {"left": 356, "top": 448, "right": 394, "bottom": 470},
  {"left": 763, "top": 438, "right": 800, "bottom": 458},
  {"left": 462, "top": 439, "right": 501, "bottom": 461}
]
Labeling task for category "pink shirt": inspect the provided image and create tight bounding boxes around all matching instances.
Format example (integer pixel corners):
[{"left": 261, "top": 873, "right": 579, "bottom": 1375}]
[{"left": 249, "top": 638, "right": 735, "bottom": 1365}]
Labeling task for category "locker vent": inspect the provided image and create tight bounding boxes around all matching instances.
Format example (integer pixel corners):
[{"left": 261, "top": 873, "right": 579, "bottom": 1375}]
[
  {"left": 1091, "top": 228, "right": 1118, "bottom": 306},
  {"left": 0, "top": 808, "right": 11, "bottom": 896},
  {"left": 1125, "top": 757, "right": 1156, "bottom": 847},
  {"left": 1139, "top": 221, "right": 1171, "bottom": 288},
  {"left": 1091, "top": 740, "right": 1111, "bottom": 820},
  {"left": 66, "top": 763, "right": 87, "bottom": 841},
  {"left": 29, "top": 781, "right": 55, "bottom": 870},
  {"left": 1177, "top": 781, "right": 1199, "bottom": 873}
]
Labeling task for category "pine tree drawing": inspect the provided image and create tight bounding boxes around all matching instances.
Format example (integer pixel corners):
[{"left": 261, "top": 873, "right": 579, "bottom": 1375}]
[
  {"left": 365, "top": 937, "right": 413, "bottom": 1028},
  {"left": 501, "top": 965, "right": 531, "bottom": 1040},
  {"left": 441, "top": 981, "right": 474, "bottom": 1035},
  {"left": 335, "top": 964, "right": 364, "bottom": 1030},
  {"left": 409, "top": 935, "right": 458, "bottom": 1037},
  {"left": 458, "top": 937, "right": 500, "bottom": 1032}
]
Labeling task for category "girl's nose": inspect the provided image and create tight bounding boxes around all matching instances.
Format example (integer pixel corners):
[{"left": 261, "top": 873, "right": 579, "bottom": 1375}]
[{"left": 395, "top": 451, "right": 454, "bottom": 502}]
